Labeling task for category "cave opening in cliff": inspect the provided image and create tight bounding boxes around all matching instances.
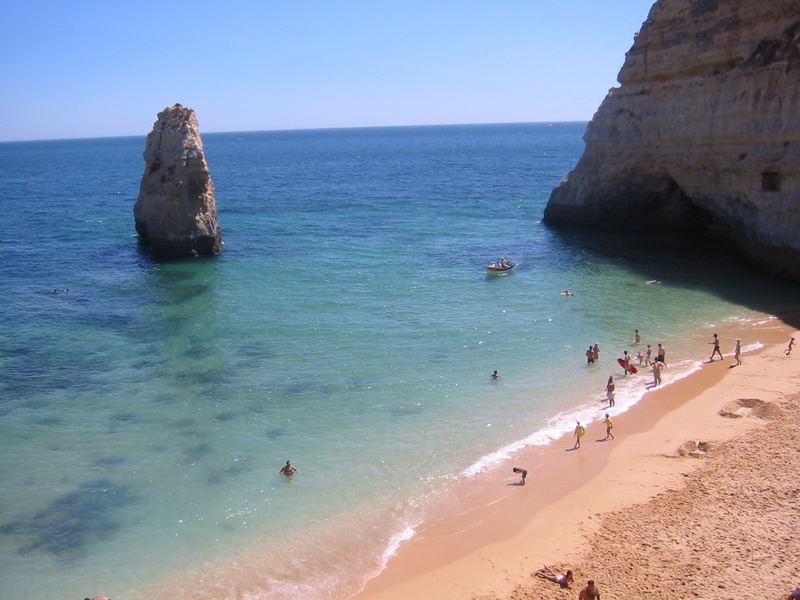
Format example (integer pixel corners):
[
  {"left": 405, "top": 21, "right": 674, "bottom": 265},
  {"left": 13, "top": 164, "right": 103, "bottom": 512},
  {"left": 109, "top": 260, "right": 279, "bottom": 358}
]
[{"left": 762, "top": 171, "right": 782, "bottom": 191}]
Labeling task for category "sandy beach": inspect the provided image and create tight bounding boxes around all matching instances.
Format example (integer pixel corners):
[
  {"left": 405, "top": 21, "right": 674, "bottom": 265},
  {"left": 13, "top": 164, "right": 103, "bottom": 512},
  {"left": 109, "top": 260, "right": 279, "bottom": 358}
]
[{"left": 353, "top": 317, "right": 800, "bottom": 600}]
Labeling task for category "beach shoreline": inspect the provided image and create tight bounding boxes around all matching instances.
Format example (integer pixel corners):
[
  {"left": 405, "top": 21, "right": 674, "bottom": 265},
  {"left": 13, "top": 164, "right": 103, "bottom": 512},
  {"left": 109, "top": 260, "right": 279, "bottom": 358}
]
[{"left": 351, "top": 317, "right": 799, "bottom": 600}]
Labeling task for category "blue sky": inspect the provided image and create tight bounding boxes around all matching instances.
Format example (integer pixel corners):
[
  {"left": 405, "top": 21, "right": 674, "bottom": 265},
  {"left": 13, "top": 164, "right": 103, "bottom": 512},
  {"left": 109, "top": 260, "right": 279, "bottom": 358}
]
[{"left": 0, "top": 0, "right": 654, "bottom": 141}]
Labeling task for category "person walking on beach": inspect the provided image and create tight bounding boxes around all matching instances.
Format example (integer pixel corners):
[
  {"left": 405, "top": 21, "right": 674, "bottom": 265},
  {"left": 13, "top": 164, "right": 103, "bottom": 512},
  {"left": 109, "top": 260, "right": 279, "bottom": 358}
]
[
  {"left": 708, "top": 333, "right": 723, "bottom": 361},
  {"left": 645, "top": 344, "right": 652, "bottom": 365},
  {"left": 652, "top": 359, "right": 664, "bottom": 386},
  {"left": 732, "top": 338, "right": 741, "bottom": 366},
  {"left": 604, "top": 413, "right": 614, "bottom": 440},
  {"left": 787, "top": 337, "right": 795, "bottom": 356},
  {"left": 633, "top": 328, "right": 640, "bottom": 344},
  {"left": 656, "top": 343, "right": 666, "bottom": 365},
  {"left": 578, "top": 580, "right": 601, "bottom": 599},
  {"left": 605, "top": 376, "right": 615, "bottom": 407},
  {"left": 279, "top": 460, "right": 298, "bottom": 477},
  {"left": 512, "top": 467, "right": 527, "bottom": 485},
  {"left": 573, "top": 421, "right": 586, "bottom": 449}
]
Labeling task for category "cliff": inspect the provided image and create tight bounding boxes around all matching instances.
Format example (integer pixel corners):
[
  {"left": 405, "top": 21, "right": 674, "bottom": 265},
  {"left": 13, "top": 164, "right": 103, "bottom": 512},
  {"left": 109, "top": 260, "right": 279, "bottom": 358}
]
[
  {"left": 134, "top": 104, "right": 221, "bottom": 258},
  {"left": 544, "top": 0, "right": 800, "bottom": 280}
]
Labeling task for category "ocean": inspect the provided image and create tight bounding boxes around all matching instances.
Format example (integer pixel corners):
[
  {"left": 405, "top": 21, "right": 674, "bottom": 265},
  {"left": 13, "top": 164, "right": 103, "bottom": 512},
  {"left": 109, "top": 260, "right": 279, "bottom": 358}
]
[{"left": 0, "top": 123, "right": 797, "bottom": 600}]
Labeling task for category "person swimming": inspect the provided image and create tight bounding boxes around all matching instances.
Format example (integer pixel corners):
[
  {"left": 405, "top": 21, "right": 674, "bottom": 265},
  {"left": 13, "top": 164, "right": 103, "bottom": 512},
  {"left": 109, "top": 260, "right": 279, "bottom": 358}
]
[{"left": 279, "top": 460, "right": 297, "bottom": 476}]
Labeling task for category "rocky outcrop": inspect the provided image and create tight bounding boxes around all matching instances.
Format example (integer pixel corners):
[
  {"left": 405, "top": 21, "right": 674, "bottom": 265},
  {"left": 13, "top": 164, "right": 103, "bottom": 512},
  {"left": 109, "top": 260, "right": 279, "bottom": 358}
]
[
  {"left": 544, "top": 0, "right": 800, "bottom": 280},
  {"left": 134, "top": 104, "right": 221, "bottom": 258}
]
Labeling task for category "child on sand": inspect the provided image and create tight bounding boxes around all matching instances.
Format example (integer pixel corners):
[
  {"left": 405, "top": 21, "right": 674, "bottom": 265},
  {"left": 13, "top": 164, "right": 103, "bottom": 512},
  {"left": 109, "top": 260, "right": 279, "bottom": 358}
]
[
  {"left": 572, "top": 421, "right": 585, "bottom": 449},
  {"left": 732, "top": 338, "right": 741, "bottom": 366},
  {"left": 512, "top": 467, "right": 527, "bottom": 485},
  {"left": 604, "top": 413, "right": 614, "bottom": 440}
]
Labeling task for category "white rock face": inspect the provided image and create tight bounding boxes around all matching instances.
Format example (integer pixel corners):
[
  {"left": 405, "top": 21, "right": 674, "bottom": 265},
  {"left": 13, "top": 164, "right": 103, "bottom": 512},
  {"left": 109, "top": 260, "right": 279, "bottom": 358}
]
[
  {"left": 134, "top": 104, "right": 221, "bottom": 258},
  {"left": 545, "top": 0, "right": 800, "bottom": 280}
]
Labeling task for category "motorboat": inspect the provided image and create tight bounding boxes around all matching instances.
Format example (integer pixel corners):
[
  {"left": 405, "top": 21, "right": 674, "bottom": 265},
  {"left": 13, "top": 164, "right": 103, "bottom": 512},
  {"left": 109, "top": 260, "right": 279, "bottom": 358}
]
[{"left": 485, "top": 258, "right": 517, "bottom": 275}]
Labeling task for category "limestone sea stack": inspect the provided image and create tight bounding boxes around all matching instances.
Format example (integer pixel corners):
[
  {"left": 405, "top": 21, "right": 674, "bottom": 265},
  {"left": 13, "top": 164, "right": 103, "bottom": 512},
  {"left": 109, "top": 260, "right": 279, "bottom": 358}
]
[
  {"left": 134, "top": 104, "right": 221, "bottom": 258},
  {"left": 544, "top": 0, "right": 800, "bottom": 280}
]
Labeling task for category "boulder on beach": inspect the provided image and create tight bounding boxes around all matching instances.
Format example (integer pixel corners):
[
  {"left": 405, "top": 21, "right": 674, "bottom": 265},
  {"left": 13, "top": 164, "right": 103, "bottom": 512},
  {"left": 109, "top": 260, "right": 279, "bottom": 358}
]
[{"left": 134, "top": 104, "right": 221, "bottom": 258}]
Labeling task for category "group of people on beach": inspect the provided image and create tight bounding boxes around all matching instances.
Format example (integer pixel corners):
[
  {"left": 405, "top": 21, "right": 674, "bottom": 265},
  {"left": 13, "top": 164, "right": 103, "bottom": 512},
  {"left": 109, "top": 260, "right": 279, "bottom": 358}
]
[{"left": 571, "top": 413, "right": 613, "bottom": 449}]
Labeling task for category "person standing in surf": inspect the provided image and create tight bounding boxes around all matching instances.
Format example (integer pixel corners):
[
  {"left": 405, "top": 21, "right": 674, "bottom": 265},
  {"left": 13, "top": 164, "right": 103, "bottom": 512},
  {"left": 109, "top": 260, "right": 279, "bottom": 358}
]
[
  {"left": 621, "top": 350, "right": 631, "bottom": 375},
  {"left": 633, "top": 329, "right": 640, "bottom": 344},
  {"left": 605, "top": 376, "right": 615, "bottom": 407},
  {"left": 652, "top": 359, "right": 664, "bottom": 386},
  {"left": 656, "top": 343, "right": 666, "bottom": 365}
]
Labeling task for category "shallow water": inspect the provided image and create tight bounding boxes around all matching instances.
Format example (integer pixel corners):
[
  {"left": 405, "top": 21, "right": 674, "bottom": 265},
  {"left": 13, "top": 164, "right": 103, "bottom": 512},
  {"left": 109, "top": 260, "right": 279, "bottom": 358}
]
[{"left": 0, "top": 123, "right": 797, "bottom": 599}]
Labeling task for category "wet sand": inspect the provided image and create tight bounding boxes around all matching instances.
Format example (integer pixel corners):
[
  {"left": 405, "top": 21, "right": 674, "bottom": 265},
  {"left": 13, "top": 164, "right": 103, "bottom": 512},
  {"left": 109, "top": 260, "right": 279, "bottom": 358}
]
[{"left": 352, "top": 318, "right": 799, "bottom": 600}]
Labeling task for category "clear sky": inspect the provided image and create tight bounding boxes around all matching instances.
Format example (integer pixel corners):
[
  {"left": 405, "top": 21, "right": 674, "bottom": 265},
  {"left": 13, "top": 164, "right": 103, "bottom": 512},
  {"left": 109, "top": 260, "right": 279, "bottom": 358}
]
[{"left": 0, "top": 0, "right": 654, "bottom": 141}]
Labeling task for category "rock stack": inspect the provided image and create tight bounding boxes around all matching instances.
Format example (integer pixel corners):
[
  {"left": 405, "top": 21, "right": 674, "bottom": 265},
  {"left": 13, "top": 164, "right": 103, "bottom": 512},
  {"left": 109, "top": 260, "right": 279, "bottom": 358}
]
[
  {"left": 134, "top": 104, "right": 221, "bottom": 258},
  {"left": 544, "top": 0, "right": 800, "bottom": 280}
]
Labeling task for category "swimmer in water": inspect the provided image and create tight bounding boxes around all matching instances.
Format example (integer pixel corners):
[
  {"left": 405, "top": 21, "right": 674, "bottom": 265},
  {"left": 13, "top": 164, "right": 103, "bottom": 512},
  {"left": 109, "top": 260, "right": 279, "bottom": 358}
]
[
  {"left": 279, "top": 460, "right": 298, "bottom": 476},
  {"left": 561, "top": 290, "right": 573, "bottom": 296}
]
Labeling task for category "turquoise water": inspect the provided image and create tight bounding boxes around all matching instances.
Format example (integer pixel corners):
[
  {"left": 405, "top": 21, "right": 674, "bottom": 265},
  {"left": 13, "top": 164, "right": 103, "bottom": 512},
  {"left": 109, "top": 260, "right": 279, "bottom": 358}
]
[{"left": 0, "top": 124, "right": 797, "bottom": 600}]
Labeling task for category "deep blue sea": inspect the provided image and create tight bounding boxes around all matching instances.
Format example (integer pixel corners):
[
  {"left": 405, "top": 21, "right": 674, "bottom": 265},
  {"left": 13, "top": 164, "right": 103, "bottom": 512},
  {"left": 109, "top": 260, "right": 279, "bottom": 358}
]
[{"left": 1, "top": 123, "right": 797, "bottom": 600}]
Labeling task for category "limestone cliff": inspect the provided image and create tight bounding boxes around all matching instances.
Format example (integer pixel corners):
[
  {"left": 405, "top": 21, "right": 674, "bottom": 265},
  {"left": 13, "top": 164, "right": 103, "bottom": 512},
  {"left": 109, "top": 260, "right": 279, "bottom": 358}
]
[
  {"left": 544, "top": 0, "right": 800, "bottom": 280},
  {"left": 134, "top": 104, "right": 221, "bottom": 258}
]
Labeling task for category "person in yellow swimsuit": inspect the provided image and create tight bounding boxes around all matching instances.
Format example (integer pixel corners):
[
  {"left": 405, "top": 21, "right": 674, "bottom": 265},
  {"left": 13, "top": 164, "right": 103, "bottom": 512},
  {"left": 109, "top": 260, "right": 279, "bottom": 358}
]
[
  {"left": 604, "top": 413, "right": 614, "bottom": 440},
  {"left": 572, "top": 421, "right": 586, "bottom": 449}
]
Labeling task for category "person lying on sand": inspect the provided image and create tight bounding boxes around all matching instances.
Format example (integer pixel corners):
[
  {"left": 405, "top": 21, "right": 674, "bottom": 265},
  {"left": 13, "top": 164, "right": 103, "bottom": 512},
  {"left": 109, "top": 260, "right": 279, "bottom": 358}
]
[
  {"left": 532, "top": 566, "right": 573, "bottom": 588},
  {"left": 578, "top": 579, "right": 601, "bottom": 599}
]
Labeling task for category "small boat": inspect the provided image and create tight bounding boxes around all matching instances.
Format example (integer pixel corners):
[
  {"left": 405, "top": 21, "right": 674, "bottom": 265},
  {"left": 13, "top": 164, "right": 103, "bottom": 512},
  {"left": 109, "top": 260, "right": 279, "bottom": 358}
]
[{"left": 485, "top": 258, "right": 517, "bottom": 275}]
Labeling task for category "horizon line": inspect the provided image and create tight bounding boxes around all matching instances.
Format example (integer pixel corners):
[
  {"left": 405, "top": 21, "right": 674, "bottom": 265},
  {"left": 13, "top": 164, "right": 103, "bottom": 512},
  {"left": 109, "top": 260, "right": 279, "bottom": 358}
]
[{"left": 0, "top": 119, "right": 589, "bottom": 145}]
